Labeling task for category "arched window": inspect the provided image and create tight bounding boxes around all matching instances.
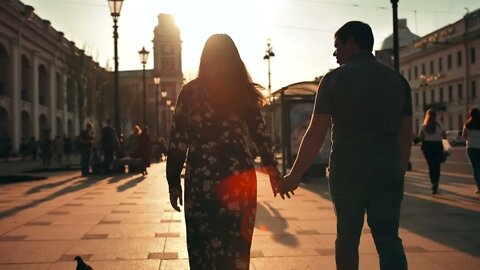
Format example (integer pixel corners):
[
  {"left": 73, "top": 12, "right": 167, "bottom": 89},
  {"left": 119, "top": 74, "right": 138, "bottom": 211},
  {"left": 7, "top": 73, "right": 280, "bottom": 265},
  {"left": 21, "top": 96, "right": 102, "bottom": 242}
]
[
  {"left": 21, "top": 55, "right": 31, "bottom": 101},
  {"left": 56, "top": 72, "right": 64, "bottom": 109},
  {"left": 67, "top": 79, "right": 75, "bottom": 112},
  {"left": 38, "top": 65, "right": 49, "bottom": 106},
  {"left": 0, "top": 106, "right": 10, "bottom": 136},
  {"left": 0, "top": 44, "right": 9, "bottom": 97},
  {"left": 21, "top": 111, "right": 31, "bottom": 139}
]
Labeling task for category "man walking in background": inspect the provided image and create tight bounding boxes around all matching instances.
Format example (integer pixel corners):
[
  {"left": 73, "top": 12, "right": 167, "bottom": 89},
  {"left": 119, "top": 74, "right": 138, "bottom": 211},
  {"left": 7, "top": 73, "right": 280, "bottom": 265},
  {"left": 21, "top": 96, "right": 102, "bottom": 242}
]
[
  {"left": 100, "top": 119, "right": 119, "bottom": 174},
  {"left": 281, "top": 21, "right": 411, "bottom": 270}
]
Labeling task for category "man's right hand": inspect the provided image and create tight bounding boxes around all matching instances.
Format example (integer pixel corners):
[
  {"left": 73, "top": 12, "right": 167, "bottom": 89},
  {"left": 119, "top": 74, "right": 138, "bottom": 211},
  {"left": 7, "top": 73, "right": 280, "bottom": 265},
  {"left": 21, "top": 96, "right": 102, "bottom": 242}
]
[{"left": 281, "top": 173, "right": 302, "bottom": 195}]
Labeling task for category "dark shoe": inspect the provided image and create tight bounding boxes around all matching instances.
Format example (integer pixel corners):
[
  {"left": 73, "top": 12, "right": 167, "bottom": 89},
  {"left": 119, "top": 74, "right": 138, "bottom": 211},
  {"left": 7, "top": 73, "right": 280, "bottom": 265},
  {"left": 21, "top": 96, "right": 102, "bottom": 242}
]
[{"left": 432, "top": 184, "right": 438, "bottom": 194}]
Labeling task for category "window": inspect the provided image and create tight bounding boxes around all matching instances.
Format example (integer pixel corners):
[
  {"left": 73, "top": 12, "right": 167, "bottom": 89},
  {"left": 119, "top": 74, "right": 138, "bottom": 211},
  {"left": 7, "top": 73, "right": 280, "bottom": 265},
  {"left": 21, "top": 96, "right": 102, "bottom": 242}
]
[
  {"left": 430, "top": 89, "right": 435, "bottom": 103},
  {"left": 414, "top": 92, "right": 419, "bottom": 106},
  {"left": 472, "top": 81, "right": 477, "bottom": 99},
  {"left": 439, "top": 87, "right": 444, "bottom": 102},
  {"left": 430, "top": 60, "right": 434, "bottom": 74},
  {"left": 414, "top": 66, "right": 418, "bottom": 79},
  {"left": 448, "top": 85, "right": 453, "bottom": 101},
  {"left": 447, "top": 54, "right": 452, "bottom": 69},
  {"left": 421, "top": 63, "right": 425, "bottom": 75},
  {"left": 415, "top": 118, "right": 419, "bottom": 135},
  {"left": 458, "top": 83, "right": 463, "bottom": 100},
  {"left": 422, "top": 91, "right": 426, "bottom": 106},
  {"left": 471, "top": 47, "right": 476, "bottom": 64},
  {"left": 438, "top": 57, "right": 443, "bottom": 72},
  {"left": 458, "top": 114, "right": 463, "bottom": 130},
  {"left": 449, "top": 114, "right": 453, "bottom": 130},
  {"left": 457, "top": 51, "right": 462, "bottom": 67}
]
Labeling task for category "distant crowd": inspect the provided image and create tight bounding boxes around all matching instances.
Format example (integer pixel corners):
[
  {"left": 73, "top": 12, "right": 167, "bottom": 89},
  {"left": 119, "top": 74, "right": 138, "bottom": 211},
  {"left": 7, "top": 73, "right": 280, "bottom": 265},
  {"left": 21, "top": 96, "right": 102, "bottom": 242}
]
[{"left": 0, "top": 119, "right": 168, "bottom": 177}]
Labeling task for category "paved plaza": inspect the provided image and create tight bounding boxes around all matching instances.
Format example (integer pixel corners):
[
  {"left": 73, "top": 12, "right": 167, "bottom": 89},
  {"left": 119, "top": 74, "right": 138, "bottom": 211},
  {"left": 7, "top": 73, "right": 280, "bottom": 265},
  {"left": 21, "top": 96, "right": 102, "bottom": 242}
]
[{"left": 0, "top": 160, "right": 479, "bottom": 270}]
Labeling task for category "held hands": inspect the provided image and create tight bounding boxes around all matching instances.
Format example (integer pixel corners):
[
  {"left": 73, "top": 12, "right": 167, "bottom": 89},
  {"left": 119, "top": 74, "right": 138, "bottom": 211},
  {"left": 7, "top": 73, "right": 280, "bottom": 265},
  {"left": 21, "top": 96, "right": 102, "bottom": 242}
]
[
  {"left": 264, "top": 166, "right": 295, "bottom": 200},
  {"left": 280, "top": 173, "right": 302, "bottom": 196},
  {"left": 169, "top": 188, "right": 183, "bottom": 212}
]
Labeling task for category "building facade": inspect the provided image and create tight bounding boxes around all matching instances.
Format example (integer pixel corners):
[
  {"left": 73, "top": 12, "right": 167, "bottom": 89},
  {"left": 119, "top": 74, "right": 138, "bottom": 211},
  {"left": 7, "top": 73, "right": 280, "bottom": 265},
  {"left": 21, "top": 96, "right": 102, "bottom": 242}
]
[
  {"left": 118, "top": 13, "right": 183, "bottom": 138},
  {"left": 399, "top": 10, "right": 480, "bottom": 135},
  {"left": 0, "top": 0, "right": 108, "bottom": 152}
]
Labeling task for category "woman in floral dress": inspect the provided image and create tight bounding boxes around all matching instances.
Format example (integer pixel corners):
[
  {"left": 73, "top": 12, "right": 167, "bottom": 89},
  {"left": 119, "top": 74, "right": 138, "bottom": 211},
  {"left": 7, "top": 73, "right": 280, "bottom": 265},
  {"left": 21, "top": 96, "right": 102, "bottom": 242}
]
[{"left": 166, "top": 34, "right": 282, "bottom": 270}]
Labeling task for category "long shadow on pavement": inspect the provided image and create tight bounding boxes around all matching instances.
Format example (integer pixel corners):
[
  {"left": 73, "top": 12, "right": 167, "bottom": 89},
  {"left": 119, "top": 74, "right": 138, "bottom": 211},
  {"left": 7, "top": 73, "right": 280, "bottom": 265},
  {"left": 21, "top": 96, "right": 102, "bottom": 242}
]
[
  {"left": 0, "top": 173, "right": 131, "bottom": 218},
  {"left": 255, "top": 202, "right": 299, "bottom": 247},
  {"left": 116, "top": 175, "right": 145, "bottom": 192},
  {"left": 298, "top": 173, "right": 480, "bottom": 257}
]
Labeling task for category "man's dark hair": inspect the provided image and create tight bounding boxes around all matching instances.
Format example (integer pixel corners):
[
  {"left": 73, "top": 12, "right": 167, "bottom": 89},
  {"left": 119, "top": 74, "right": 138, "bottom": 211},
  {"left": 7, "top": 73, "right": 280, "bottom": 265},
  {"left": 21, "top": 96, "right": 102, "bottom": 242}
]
[{"left": 335, "top": 21, "right": 374, "bottom": 51}]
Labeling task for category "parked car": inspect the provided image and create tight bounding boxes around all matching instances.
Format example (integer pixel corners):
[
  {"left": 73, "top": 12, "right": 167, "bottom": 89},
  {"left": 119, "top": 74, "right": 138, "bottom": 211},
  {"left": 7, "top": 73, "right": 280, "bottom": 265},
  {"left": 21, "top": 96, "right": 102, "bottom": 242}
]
[{"left": 446, "top": 130, "right": 466, "bottom": 146}]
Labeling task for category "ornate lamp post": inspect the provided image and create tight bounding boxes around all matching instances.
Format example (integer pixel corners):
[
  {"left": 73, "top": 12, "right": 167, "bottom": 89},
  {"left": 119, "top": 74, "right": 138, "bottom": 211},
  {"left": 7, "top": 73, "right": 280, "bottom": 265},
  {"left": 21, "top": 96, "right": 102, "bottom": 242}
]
[
  {"left": 263, "top": 39, "right": 277, "bottom": 147},
  {"left": 107, "top": 0, "right": 124, "bottom": 135},
  {"left": 161, "top": 89, "right": 168, "bottom": 137},
  {"left": 153, "top": 77, "right": 160, "bottom": 136},
  {"left": 263, "top": 38, "right": 275, "bottom": 93},
  {"left": 138, "top": 46, "right": 149, "bottom": 126},
  {"left": 165, "top": 98, "right": 172, "bottom": 138}
]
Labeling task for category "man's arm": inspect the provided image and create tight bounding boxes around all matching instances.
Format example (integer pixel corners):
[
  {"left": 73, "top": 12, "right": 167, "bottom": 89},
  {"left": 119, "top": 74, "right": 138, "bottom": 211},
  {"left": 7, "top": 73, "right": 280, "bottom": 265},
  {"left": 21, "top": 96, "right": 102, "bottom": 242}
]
[
  {"left": 282, "top": 114, "right": 330, "bottom": 192},
  {"left": 399, "top": 117, "right": 412, "bottom": 175}
]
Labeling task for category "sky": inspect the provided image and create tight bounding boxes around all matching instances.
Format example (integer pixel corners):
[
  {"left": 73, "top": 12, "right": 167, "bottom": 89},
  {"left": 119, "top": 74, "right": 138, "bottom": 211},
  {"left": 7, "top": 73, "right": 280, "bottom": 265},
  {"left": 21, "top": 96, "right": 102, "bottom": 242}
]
[{"left": 20, "top": 0, "right": 480, "bottom": 92}]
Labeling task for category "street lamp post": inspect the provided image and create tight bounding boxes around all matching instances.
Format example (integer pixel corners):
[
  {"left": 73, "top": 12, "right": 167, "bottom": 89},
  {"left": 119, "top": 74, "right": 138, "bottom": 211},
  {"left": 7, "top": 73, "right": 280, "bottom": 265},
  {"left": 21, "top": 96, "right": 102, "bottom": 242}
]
[
  {"left": 153, "top": 77, "right": 160, "bottom": 136},
  {"left": 165, "top": 98, "right": 172, "bottom": 139},
  {"left": 263, "top": 39, "right": 276, "bottom": 147},
  {"left": 161, "top": 90, "right": 168, "bottom": 137},
  {"left": 108, "top": 0, "right": 124, "bottom": 136},
  {"left": 391, "top": 0, "right": 400, "bottom": 71},
  {"left": 138, "top": 46, "right": 149, "bottom": 126},
  {"left": 263, "top": 39, "right": 275, "bottom": 93}
]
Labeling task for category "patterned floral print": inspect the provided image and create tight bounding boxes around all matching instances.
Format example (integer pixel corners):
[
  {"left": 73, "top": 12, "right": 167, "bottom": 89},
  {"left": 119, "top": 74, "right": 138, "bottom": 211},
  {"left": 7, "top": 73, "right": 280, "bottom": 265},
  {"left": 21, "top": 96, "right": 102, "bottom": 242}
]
[{"left": 166, "top": 81, "right": 277, "bottom": 270}]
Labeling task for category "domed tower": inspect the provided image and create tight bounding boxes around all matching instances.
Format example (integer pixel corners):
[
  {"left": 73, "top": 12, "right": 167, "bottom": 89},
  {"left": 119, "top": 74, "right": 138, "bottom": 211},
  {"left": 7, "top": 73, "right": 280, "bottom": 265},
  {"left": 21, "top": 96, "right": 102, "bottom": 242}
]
[
  {"left": 381, "top": 19, "right": 420, "bottom": 50},
  {"left": 375, "top": 19, "right": 419, "bottom": 66},
  {"left": 152, "top": 14, "right": 183, "bottom": 104}
]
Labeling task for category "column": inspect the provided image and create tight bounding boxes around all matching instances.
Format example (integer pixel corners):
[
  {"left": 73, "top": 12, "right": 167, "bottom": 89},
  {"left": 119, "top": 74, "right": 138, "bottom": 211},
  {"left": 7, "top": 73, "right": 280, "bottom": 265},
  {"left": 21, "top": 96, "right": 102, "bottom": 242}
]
[
  {"left": 49, "top": 63, "right": 56, "bottom": 136},
  {"left": 32, "top": 53, "right": 39, "bottom": 139},
  {"left": 63, "top": 74, "right": 68, "bottom": 136},
  {"left": 11, "top": 39, "right": 21, "bottom": 152}
]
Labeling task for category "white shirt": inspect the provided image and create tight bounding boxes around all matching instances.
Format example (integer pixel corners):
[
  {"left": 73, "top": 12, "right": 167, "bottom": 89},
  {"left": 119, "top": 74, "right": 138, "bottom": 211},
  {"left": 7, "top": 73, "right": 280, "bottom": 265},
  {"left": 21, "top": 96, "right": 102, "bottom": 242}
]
[
  {"left": 420, "top": 123, "right": 444, "bottom": 142},
  {"left": 465, "top": 128, "right": 480, "bottom": 149}
]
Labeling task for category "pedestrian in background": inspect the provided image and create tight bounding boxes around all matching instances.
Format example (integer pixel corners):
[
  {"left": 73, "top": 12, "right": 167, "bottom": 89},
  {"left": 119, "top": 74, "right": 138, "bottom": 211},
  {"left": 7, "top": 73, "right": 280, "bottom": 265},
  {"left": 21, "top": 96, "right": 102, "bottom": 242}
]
[
  {"left": 462, "top": 108, "right": 480, "bottom": 194},
  {"left": 281, "top": 21, "right": 411, "bottom": 270},
  {"left": 77, "top": 122, "right": 94, "bottom": 176},
  {"left": 28, "top": 137, "right": 37, "bottom": 160},
  {"left": 41, "top": 130, "right": 52, "bottom": 165},
  {"left": 166, "top": 34, "right": 282, "bottom": 270},
  {"left": 53, "top": 135, "right": 64, "bottom": 163},
  {"left": 136, "top": 126, "right": 151, "bottom": 176},
  {"left": 0, "top": 132, "right": 12, "bottom": 163},
  {"left": 63, "top": 134, "right": 73, "bottom": 162},
  {"left": 100, "top": 119, "right": 120, "bottom": 174},
  {"left": 419, "top": 108, "right": 446, "bottom": 194}
]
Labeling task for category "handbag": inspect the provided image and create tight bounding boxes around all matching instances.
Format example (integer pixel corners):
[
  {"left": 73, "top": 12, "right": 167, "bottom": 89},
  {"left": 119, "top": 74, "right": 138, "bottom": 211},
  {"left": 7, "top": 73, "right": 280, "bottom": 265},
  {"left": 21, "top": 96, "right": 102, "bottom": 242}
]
[{"left": 441, "top": 139, "right": 452, "bottom": 163}]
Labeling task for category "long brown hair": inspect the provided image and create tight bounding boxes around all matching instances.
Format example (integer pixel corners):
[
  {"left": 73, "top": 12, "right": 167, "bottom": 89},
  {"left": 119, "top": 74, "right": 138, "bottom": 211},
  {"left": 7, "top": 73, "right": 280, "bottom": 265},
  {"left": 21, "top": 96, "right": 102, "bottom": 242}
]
[
  {"left": 466, "top": 108, "right": 480, "bottom": 130},
  {"left": 197, "top": 34, "right": 265, "bottom": 116},
  {"left": 423, "top": 109, "right": 438, "bottom": 134}
]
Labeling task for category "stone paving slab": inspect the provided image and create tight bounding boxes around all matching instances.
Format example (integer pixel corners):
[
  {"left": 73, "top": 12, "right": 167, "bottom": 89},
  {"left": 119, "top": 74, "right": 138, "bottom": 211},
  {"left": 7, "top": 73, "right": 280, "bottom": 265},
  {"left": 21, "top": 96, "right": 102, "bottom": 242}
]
[{"left": 0, "top": 162, "right": 479, "bottom": 269}]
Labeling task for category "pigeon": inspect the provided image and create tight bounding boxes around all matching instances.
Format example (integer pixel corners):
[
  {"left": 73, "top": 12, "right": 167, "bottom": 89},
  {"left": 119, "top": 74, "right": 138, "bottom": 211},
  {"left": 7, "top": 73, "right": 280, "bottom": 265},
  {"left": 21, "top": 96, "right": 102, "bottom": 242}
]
[{"left": 74, "top": 256, "right": 93, "bottom": 270}]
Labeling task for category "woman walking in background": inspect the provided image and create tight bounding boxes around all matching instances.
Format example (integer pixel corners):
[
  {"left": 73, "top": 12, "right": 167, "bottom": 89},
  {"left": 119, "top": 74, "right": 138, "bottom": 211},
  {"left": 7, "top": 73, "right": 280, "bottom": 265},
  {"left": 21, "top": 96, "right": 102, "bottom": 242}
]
[
  {"left": 136, "top": 126, "right": 151, "bottom": 176},
  {"left": 166, "top": 34, "right": 282, "bottom": 270},
  {"left": 462, "top": 108, "right": 480, "bottom": 194},
  {"left": 419, "top": 109, "right": 446, "bottom": 194}
]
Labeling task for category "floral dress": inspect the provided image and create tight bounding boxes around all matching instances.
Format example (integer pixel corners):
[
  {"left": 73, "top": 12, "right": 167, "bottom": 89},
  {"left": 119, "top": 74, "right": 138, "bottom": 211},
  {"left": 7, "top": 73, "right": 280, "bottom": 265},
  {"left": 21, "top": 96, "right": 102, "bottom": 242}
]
[{"left": 166, "top": 81, "right": 277, "bottom": 270}]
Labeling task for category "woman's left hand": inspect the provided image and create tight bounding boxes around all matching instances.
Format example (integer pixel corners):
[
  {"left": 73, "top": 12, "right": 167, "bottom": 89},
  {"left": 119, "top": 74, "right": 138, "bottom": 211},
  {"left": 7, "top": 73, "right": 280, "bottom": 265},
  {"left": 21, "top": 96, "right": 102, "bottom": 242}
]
[{"left": 169, "top": 188, "right": 183, "bottom": 212}]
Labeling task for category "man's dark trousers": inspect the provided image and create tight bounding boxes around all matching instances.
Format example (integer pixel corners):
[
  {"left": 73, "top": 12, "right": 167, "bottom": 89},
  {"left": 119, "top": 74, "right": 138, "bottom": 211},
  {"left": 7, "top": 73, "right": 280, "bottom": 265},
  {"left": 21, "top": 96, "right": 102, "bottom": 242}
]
[{"left": 331, "top": 185, "right": 407, "bottom": 270}]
